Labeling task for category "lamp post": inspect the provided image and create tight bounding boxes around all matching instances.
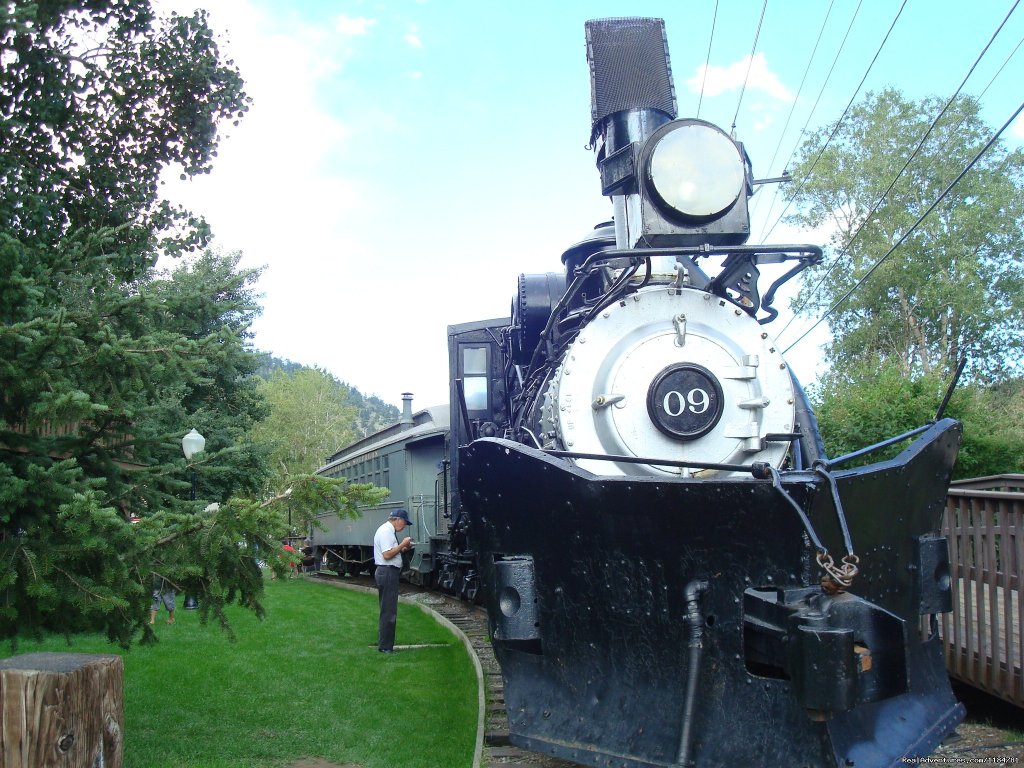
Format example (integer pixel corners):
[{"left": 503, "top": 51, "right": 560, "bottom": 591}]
[
  {"left": 181, "top": 428, "right": 205, "bottom": 610},
  {"left": 181, "top": 428, "right": 205, "bottom": 500}
]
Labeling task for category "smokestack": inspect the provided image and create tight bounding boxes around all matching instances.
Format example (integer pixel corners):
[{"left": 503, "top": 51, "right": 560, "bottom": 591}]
[
  {"left": 586, "top": 17, "right": 676, "bottom": 158},
  {"left": 400, "top": 393, "right": 414, "bottom": 428},
  {"left": 585, "top": 18, "right": 677, "bottom": 249}
]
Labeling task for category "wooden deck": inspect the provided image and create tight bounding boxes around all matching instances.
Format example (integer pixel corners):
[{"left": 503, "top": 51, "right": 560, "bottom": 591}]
[{"left": 938, "top": 475, "right": 1023, "bottom": 708}]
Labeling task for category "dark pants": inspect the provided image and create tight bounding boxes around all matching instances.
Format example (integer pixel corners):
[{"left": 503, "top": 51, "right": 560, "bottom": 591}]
[{"left": 375, "top": 565, "right": 400, "bottom": 651}]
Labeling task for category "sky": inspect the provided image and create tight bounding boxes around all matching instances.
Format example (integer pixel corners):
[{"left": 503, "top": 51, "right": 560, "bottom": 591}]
[{"left": 155, "top": 0, "right": 1024, "bottom": 411}]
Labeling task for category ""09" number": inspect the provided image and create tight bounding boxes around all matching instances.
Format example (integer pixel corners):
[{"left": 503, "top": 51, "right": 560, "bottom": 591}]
[{"left": 662, "top": 388, "right": 711, "bottom": 416}]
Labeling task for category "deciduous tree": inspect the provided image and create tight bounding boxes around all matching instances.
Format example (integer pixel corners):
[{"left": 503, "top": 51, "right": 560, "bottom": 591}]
[
  {"left": 250, "top": 368, "right": 359, "bottom": 491},
  {"left": 784, "top": 89, "right": 1024, "bottom": 383}
]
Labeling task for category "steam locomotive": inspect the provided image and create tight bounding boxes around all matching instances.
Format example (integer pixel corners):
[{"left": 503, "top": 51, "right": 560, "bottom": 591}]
[{"left": 443, "top": 17, "right": 964, "bottom": 768}]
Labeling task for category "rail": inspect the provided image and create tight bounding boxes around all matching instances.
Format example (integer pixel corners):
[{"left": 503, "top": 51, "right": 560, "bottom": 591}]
[{"left": 939, "top": 474, "right": 1023, "bottom": 708}]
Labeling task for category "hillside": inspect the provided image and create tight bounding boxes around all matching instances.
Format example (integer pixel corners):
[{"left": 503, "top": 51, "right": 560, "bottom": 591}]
[{"left": 255, "top": 354, "right": 400, "bottom": 439}]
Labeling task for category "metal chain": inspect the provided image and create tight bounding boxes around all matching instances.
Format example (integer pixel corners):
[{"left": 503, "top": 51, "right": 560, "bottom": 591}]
[
  {"left": 813, "top": 464, "right": 860, "bottom": 593},
  {"left": 768, "top": 466, "right": 860, "bottom": 593},
  {"left": 817, "top": 551, "right": 860, "bottom": 595}
]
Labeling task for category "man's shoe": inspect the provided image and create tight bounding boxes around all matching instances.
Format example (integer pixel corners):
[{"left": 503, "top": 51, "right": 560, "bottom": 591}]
[{"left": 379, "top": 649, "right": 393, "bottom": 654}]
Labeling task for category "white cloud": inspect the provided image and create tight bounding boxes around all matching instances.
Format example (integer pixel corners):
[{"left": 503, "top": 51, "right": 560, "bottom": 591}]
[
  {"left": 335, "top": 14, "right": 376, "bottom": 36},
  {"left": 1013, "top": 112, "right": 1024, "bottom": 139},
  {"left": 404, "top": 33, "right": 423, "bottom": 48},
  {"left": 750, "top": 104, "right": 777, "bottom": 133},
  {"left": 155, "top": 0, "right": 378, "bottom": 389},
  {"left": 686, "top": 53, "right": 794, "bottom": 102}
]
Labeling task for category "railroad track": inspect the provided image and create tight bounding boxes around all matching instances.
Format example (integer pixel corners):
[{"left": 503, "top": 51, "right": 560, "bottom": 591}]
[
  {"left": 408, "top": 592, "right": 577, "bottom": 767},
  {"left": 312, "top": 572, "right": 1023, "bottom": 766}
]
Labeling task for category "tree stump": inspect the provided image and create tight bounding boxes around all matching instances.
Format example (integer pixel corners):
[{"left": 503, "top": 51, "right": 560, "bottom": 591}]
[{"left": 0, "top": 653, "right": 123, "bottom": 768}]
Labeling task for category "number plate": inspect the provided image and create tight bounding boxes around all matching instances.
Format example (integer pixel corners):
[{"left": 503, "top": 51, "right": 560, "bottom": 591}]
[{"left": 646, "top": 363, "right": 725, "bottom": 440}]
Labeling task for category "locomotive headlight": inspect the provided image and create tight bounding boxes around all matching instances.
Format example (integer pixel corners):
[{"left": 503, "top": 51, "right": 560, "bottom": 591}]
[{"left": 645, "top": 121, "right": 746, "bottom": 220}]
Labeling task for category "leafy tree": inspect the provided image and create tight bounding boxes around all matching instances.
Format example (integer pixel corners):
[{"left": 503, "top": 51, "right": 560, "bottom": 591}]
[
  {"left": 0, "top": 1, "right": 339, "bottom": 647},
  {"left": 256, "top": 355, "right": 401, "bottom": 439},
  {"left": 129, "top": 474, "right": 387, "bottom": 638},
  {"left": 1, "top": 1, "right": 248, "bottom": 258},
  {"left": 784, "top": 89, "right": 1024, "bottom": 383},
  {"left": 250, "top": 368, "right": 359, "bottom": 491}
]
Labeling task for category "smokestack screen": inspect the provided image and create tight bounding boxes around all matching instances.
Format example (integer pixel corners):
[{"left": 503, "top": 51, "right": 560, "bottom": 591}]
[{"left": 585, "top": 17, "right": 677, "bottom": 135}]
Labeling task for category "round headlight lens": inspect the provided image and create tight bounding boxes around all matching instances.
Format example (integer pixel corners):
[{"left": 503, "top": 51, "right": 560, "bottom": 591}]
[{"left": 647, "top": 124, "right": 745, "bottom": 218}]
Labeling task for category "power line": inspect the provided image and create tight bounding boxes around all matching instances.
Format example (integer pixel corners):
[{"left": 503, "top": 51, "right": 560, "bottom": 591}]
[
  {"left": 750, "top": 0, "right": 836, "bottom": 222},
  {"left": 731, "top": 0, "right": 769, "bottom": 136},
  {"left": 936, "top": 29, "right": 1024, "bottom": 155},
  {"left": 782, "top": 98, "right": 1024, "bottom": 355},
  {"left": 761, "top": 0, "right": 905, "bottom": 240},
  {"left": 756, "top": 0, "right": 864, "bottom": 240},
  {"left": 776, "top": 0, "right": 1021, "bottom": 344},
  {"left": 696, "top": 0, "right": 719, "bottom": 119}
]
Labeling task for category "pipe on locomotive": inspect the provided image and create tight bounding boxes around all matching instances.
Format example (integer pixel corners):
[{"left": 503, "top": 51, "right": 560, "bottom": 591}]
[{"left": 676, "top": 579, "right": 710, "bottom": 767}]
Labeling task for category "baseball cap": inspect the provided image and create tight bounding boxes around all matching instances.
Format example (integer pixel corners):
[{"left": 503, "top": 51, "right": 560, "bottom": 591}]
[{"left": 389, "top": 509, "right": 412, "bottom": 525}]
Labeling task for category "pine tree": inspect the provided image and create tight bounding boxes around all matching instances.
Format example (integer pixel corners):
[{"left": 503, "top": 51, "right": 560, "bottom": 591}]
[{"left": 0, "top": 1, "right": 370, "bottom": 646}]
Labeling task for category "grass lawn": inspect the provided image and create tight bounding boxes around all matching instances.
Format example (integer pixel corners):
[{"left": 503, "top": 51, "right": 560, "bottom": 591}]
[{"left": 2, "top": 578, "right": 479, "bottom": 768}]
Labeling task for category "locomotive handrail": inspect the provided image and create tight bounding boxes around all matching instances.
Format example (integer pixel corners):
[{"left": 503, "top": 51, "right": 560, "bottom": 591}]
[
  {"left": 824, "top": 423, "right": 934, "bottom": 468},
  {"left": 543, "top": 448, "right": 772, "bottom": 478},
  {"left": 570, "top": 243, "right": 823, "bottom": 324},
  {"left": 588, "top": 243, "right": 824, "bottom": 261}
]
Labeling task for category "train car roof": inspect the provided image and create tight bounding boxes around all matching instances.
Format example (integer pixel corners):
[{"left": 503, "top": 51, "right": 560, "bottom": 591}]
[
  {"left": 447, "top": 316, "right": 510, "bottom": 334},
  {"left": 317, "top": 404, "right": 449, "bottom": 473}
]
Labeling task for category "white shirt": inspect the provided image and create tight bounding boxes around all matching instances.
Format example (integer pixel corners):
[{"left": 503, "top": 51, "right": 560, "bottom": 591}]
[{"left": 373, "top": 520, "right": 402, "bottom": 567}]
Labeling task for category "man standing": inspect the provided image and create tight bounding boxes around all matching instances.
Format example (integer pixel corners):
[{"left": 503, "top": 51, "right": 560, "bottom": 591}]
[{"left": 373, "top": 508, "right": 413, "bottom": 653}]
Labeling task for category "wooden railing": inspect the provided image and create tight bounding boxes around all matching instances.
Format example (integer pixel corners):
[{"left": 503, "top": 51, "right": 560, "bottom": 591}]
[{"left": 939, "top": 474, "right": 1023, "bottom": 708}]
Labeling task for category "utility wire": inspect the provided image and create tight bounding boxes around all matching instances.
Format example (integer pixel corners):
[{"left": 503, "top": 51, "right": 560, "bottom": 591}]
[
  {"left": 782, "top": 98, "right": 1024, "bottom": 355},
  {"left": 757, "top": 0, "right": 864, "bottom": 239},
  {"left": 974, "top": 35, "right": 1024, "bottom": 103},
  {"left": 935, "top": 31, "right": 1024, "bottom": 155},
  {"left": 751, "top": 0, "right": 836, "bottom": 220},
  {"left": 731, "top": 0, "right": 769, "bottom": 136},
  {"left": 776, "top": 0, "right": 1021, "bottom": 343},
  {"left": 696, "top": 0, "right": 719, "bottom": 119},
  {"left": 762, "top": 0, "right": 906, "bottom": 241}
]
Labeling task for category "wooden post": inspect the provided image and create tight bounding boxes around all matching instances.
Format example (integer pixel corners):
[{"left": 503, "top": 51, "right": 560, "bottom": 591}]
[{"left": 0, "top": 653, "right": 123, "bottom": 768}]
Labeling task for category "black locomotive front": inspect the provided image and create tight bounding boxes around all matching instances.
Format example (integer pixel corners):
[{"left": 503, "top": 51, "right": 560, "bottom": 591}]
[{"left": 446, "top": 18, "right": 962, "bottom": 768}]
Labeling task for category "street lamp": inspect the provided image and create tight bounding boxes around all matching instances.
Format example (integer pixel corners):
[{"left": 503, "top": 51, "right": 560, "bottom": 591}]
[
  {"left": 181, "top": 428, "right": 205, "bottom": 500},
  {"left": 181, "top": 428, "right": 205, "bottom": 610}
]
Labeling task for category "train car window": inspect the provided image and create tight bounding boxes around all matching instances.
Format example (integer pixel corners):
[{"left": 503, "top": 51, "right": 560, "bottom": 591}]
[{"left": 462, "top": 346, "right": 489, "bottom": 412}]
